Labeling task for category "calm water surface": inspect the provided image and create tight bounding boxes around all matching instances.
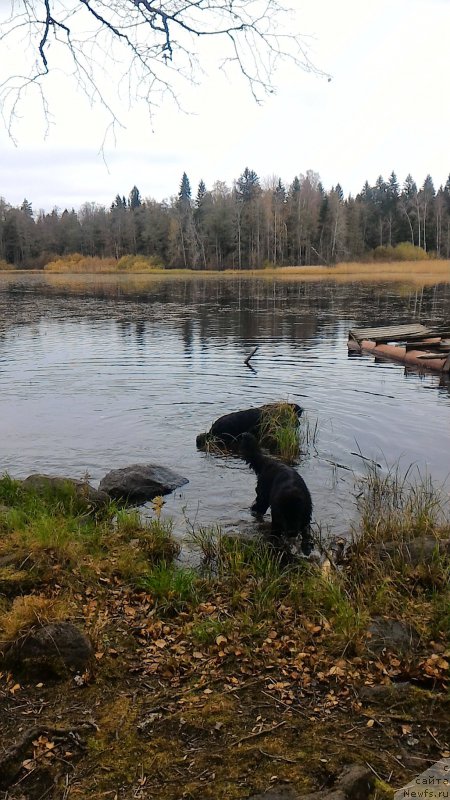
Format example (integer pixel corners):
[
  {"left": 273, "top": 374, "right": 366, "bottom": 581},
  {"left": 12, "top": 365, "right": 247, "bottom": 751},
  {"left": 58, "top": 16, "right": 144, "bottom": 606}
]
[{"left": 0, "top": 273, "right": 449, "bottom": 547}]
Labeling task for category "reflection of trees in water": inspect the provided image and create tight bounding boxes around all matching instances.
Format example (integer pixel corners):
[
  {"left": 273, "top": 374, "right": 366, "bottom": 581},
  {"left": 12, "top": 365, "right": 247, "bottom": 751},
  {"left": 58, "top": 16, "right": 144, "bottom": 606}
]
[{"left": 0, "top": 276, "right": 449, "bottom": 351}]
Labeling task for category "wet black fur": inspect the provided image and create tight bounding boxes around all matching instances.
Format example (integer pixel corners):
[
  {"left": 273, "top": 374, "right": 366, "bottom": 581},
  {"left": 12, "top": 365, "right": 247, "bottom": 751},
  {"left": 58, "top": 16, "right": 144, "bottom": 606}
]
[
  {"left": 196, "top": 403, "right": 303, "bottom": 449},
  {"left": 240, "top": 432, "right": 313, "bottom": 555}
]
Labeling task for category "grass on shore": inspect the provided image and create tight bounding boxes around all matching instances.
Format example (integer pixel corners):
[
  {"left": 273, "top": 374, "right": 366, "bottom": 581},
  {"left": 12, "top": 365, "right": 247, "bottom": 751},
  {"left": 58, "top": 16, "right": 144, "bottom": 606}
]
[
  {"left": 2, "top": 255, "right": 450, "bottom": 287},
  {"left": 0, "top": 469, "right": 449, "bottom": 799}
]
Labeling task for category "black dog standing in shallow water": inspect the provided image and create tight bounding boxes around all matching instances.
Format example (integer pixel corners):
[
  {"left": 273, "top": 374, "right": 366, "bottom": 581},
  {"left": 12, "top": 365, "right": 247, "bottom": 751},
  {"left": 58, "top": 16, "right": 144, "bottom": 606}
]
[{"left": 240, "top": 432, "right": 313, "bottom": 556}]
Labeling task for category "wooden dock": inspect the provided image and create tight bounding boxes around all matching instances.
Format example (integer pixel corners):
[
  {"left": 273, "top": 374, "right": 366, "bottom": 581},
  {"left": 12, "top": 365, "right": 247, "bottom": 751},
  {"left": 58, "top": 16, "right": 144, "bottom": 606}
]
[{"left": 348, "top": 323, "right": 450, "bottom": 373}]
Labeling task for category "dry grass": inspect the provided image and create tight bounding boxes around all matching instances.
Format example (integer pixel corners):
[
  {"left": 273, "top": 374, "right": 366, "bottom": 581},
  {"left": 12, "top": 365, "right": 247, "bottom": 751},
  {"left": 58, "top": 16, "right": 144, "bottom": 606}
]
[
  {"left": 0, "top": 595, "right": 69, "bottom": 642},
  {"left": 5, "top": 259, "right": 450, "bottom": 290},
  {"left": 269, "top": 259, "right": 450, "bottom": 285}
]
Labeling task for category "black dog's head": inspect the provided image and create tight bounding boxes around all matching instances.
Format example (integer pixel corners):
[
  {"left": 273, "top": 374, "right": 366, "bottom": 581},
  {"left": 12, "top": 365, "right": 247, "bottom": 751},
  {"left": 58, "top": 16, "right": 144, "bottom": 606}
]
[
  {"left": 239, "top": 432, "right": 261, "bottom": 462},
  {"left": 196, "top": 432, "right": 208, "bottom": 448}
]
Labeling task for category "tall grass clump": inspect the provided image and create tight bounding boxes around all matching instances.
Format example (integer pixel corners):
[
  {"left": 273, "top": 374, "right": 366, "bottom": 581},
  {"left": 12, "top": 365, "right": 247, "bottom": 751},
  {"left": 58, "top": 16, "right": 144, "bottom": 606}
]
[
  {"left": 348, "top": 463, "right": 450, "bottom": 625},
  {"left": 188, "top": 527, "right": 297, "bottom": 620},
  {"left": 259, "top": 402, "right": 302, "bottom": 461},
  {"left": 115, "top": 510, "right": 180, "bottom": 564},
  {"left": 356, "top": 462, "right": 444, "bottom": 544}
]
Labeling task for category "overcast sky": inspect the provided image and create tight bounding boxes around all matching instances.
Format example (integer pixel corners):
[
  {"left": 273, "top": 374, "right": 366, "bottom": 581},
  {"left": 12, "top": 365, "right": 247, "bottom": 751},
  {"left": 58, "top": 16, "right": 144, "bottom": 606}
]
[{"left": 1, "top": 0, "right": 449, "bottom": 211}]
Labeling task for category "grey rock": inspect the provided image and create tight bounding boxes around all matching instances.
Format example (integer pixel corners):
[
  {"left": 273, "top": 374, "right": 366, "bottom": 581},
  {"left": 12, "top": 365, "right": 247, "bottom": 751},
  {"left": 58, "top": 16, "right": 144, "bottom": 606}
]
[
  {"left": 371, "top": 536, "right": 450, "bottom": 566},
  {"left": 3, "top": 621, "right": 93, "bottom": 677},
  {"left": 23, "top": 474, "right": 109, "bottom": 511},
  {"left": 245, "top": 764, "right": 373, "bottom": 800},
  {"left": 247, "top": 787, "right": 300, "bottom": 800},
  {"left": 366, "top": 617, "right": 420, "bottom": 656},
  {"left": 358, "top": 682, "right": 412, "bottom": 704},
  {"left": 301, "top": 793, "right": 346, "bottom": 800},
  {"left": 99, "top": 463, "right": 188, "bottom": 504},
  {"left": 336, "top": 765, "right": 374, "bottom": 799}
]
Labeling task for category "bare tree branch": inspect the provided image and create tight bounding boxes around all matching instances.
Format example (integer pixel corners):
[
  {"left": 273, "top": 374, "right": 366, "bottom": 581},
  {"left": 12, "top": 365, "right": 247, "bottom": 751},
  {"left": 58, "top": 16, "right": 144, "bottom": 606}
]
[{"left": 0, "top": 0, "right": 328, "bottom": 138}]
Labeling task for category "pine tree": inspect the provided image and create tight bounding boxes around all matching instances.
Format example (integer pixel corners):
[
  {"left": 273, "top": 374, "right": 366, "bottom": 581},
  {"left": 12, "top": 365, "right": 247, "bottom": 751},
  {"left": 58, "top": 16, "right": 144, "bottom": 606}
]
[
  {"left": 235, "top": 167, "right": 260, "bottom": 202},
  {"left": 334, "top": 184, "right": 344, "bottom": 202},
  {"left": 289, "top": 176, "right": 301, "bottom": 197},
  {"left": 129, "top": 186, "right": 142, "bottom": 210},
  {"left": 196, "top": 179, "right": 207, "bottom": 207},
  {"left": 21, "top": 199, "right": 33, "bottom": 218},
  {"left": 178, "top": 172, "right": 192, "bottom": 204}
]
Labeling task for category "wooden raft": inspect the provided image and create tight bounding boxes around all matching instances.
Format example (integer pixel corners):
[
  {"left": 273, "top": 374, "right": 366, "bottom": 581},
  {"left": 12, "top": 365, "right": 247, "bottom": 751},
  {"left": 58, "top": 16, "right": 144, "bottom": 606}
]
[{"left": 348, "top": 323, "right": 450, "bottom": 373}]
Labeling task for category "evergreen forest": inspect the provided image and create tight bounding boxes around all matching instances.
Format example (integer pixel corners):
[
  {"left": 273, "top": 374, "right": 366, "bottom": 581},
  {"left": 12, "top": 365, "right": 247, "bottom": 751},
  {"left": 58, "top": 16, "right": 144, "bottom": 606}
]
[{"left": 1, "top": 169, "right": 450, "bottom": 270}]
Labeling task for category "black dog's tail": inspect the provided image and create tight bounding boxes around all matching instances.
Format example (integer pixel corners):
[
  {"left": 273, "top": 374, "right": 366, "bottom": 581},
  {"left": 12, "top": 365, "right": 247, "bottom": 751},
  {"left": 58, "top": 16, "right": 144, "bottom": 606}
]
[{"left": 239, "top": 432, "right": 266, "bottom": 474}]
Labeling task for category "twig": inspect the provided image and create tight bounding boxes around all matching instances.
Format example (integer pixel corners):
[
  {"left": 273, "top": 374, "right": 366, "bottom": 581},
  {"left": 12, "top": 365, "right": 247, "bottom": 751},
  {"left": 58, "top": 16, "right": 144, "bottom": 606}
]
[
  {"left": 232, "top": 720, "right": 286, "bottom": 746},
  {"left": 426, "top": 727, "right": 443, "bottom": 748},
  {"left": 259, "top": 748, "right": 300, "bottom": 763},
  {"left": 244, "top": 346, "right": 259, "bottom": 366},
  {"left": 0, "top": 723, "right": 96, "bottom": 783},
  {"left": 365, "top": 761, "right": 384, "bottom": 782},
  {"left": 261, "top": 690, "right": 309, "bottom": 717}
]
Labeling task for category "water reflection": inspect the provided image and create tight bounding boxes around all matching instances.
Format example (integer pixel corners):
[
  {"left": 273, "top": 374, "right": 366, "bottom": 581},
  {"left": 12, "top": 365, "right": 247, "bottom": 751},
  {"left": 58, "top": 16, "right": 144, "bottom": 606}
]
[{"left": 0, "top": 272, "right": 449, "bottom": 545}]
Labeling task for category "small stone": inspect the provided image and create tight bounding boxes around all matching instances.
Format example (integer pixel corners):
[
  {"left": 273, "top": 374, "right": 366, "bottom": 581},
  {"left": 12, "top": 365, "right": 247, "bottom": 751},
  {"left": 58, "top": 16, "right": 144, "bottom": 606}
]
[{"left": 366, "top": 617, "right": 420, "bottom": 656}]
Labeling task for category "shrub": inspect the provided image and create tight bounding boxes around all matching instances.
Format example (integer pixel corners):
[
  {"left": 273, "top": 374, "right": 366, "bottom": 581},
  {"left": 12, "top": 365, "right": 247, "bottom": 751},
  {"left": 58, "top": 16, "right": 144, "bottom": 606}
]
[
  {"left": 372, "top": 243, "right": 429, "bottom": 262},
  {"left": 394, "top": 242, "right": 429, "bottom": 261},
  {"left": 117, "top": 254, "right": 164, "bottom": 271},
  {"left": 0, "top": 259, "right": 13, "bottom": 270},
  {"left": 44, "top": 254, "right": 117, "bottom": 272}
]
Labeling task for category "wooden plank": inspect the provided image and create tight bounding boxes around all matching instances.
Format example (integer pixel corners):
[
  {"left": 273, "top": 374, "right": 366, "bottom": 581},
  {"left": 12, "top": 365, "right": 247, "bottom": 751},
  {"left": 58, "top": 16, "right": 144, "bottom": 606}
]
[
  {"left": 349, "top": 323, "right": 432, "bottom": 343},
  {"left": 405, "top": 338, "right": 442, "bottom": 351},
  {"left": 415, "top": 353, "right": 448, "bottom": 360}
]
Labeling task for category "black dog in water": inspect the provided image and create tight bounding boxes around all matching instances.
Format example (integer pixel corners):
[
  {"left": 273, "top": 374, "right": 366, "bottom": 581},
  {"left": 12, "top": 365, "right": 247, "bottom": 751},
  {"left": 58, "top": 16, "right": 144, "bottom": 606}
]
[
  {"left": 196, "top": 403, "right": 303, "bottom": 449},
  {"left": 240, "top": 432, "right": 313, "bottom": 556}
]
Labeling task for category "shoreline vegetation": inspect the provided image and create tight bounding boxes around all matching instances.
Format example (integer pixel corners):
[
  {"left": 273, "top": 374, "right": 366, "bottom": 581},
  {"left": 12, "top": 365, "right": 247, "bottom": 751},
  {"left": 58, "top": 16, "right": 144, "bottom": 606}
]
[
  {"left": 0, "top": 466, "right": 449, "bottom": 799},
  {"left": 1, "top": 171, "right": 450, "bottom": 272},
  {"left": 0, "top": 257, "right": 450, "bottom": 286}
]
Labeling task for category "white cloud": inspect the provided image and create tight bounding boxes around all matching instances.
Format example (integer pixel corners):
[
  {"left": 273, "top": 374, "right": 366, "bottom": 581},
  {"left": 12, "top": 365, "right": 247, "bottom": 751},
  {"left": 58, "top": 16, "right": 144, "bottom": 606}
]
[{"left": 1, "top": 0, "right": 449, "bottom": 209}]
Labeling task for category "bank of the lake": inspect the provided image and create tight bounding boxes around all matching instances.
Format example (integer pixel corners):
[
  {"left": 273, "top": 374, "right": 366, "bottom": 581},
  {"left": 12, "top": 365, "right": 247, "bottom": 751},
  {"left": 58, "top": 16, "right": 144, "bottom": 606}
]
[
  {"left": 0, "top": 469, "right": 449, "bottom": 799},
  {"left": 1, "top": 258, "right": 450, "bottom": 285}
]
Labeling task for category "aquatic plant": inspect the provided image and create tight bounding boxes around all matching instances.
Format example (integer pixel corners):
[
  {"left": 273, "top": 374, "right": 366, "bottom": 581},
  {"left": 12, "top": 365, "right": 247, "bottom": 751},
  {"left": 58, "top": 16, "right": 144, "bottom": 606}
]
[{"left": 259, "top": 401, "right": 301, "bottom": 461}]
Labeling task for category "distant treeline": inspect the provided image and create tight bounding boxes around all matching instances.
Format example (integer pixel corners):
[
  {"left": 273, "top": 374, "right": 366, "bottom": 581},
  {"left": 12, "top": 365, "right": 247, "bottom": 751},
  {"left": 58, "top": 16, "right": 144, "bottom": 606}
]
[{"left": 1, "top": 169, "right": 450, "bottom": 270}]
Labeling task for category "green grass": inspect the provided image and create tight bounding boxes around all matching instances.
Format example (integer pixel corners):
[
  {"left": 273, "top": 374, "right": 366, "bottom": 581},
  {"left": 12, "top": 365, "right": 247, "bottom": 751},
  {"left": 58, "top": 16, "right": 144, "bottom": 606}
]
[
  {"left": 1, "top": 466, "right": 450, "bottom": 662},
  {"left": 190, "top": 618, "right": 232, "bottom": 646},
  {"left": 259, "top": 402, "right": 301, "bottom": 461},
  {"left": 356, "top": 462, "right": 445, "bottom": 543},
  {"left": 137, "top": 563, "right": 202, "bottom": 613}
]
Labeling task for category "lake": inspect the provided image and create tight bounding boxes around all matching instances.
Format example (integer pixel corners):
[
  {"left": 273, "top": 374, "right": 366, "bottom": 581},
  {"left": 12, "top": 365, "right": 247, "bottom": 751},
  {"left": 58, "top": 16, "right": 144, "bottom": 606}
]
[{"left": 0, "top": 272, "right": 449, "bottom": 550}]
